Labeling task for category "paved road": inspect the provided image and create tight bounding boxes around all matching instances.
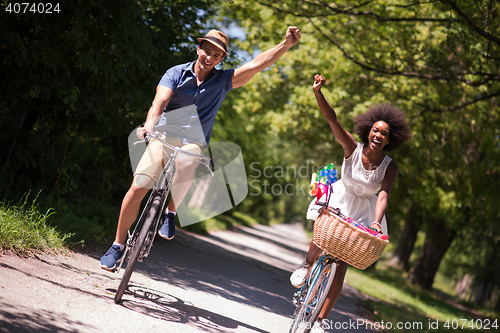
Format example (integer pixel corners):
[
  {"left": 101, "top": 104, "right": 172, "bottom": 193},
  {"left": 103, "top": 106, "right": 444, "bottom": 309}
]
[{"left": 0, "top": 223, "right": 374, "bottom": 333}]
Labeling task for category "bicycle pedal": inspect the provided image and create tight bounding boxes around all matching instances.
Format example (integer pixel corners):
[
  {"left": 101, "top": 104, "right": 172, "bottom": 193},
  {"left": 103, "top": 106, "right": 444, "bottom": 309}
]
[{"left": 292, "top": 291, "right": 301, "bottom": 306}]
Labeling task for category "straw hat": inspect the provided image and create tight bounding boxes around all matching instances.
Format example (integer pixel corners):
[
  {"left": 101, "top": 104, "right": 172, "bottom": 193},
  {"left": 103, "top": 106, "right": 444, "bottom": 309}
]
[{"left": 197, "top": 30, "right": 229, "bottom": 56}]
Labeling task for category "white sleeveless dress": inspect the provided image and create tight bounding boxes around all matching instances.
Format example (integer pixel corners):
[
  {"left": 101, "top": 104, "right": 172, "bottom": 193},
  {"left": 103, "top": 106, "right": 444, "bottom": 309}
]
[{"left": 306, "top": 142, "right": 392, "bottom": 235}]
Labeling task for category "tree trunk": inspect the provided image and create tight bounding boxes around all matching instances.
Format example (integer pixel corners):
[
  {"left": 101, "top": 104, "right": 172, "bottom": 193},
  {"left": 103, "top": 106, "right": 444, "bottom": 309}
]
[
  {"left": 408, "top": 217, "right": 456, "bottom": 290},
  {"left": 388, "top": 203, "right": 421, "bottom": 271}
]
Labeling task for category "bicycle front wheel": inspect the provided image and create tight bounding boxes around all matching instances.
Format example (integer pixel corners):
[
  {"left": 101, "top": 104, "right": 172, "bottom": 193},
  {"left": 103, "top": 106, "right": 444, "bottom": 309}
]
[
  {"left": 289, "top": 260, "right": 337, "bottom": 333},
  {"left": 114, "top": 192, "right": 163, "bottom": 304}
]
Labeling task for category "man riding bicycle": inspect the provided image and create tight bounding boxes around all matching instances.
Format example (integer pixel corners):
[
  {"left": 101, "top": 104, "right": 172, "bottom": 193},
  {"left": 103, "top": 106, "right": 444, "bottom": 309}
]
[{"left": 100, "top": 26, "right": 301, "bottom": 271}]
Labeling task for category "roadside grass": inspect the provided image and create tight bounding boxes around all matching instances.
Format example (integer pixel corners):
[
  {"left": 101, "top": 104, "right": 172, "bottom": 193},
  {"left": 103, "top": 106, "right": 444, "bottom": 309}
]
[
  {"left": 0, "top": 193, "right": 72, "bottom": 254},
  {"left": 346, "top": 260, "right": 499, "bottom": 332}
]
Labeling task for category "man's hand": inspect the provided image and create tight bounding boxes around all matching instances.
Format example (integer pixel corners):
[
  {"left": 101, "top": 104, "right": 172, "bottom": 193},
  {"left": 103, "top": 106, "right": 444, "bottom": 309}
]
[
  {"left": 313, "top": 74, "right": 326, "bottom": 93},
  {"left": 136, "top": 127, "right": 147, "bottom": 140},
  {"left": 232, "top": 25, "right": 301, "bottom": 89},
  {"left": 286, "top": 26, "right": 301, "bottom": 46}
]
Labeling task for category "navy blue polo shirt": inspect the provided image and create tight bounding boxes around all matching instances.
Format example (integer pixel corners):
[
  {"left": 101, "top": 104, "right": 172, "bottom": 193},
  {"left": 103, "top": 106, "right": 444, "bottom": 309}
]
[{"left": 157, "top": 60, "right": 234, "bottom": 145}]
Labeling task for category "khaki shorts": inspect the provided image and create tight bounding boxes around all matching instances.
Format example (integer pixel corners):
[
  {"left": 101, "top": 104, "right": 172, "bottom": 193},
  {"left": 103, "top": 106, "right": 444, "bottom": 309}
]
[{"left": 134, "top": 134, "right": 203, "bottom": 183}]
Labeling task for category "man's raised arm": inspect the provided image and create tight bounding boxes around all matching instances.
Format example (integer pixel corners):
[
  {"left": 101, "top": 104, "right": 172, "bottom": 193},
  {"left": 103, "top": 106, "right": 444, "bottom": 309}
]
[{"left": 232, "top": 26, "right": 301, "bottom": 89}]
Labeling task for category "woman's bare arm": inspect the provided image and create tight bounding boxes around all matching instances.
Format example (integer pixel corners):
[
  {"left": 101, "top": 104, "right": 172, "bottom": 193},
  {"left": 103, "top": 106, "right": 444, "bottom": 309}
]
[
  {"left": 371, "top": 160, "right": 398, "bottom": 233},
  {"left": 313, "top": 74, "right": 357, "bottom": 158}
]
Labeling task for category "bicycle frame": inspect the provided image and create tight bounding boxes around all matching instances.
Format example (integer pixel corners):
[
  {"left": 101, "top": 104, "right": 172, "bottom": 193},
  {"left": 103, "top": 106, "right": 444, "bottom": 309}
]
[
  {"left": 290, "top": 252, "right": 338, "bottom": 333},
  {"left": 293, "top": 253, "right": 336, "bottom": 304},
  {"left": 115, "top": 131, "right": 214, "bottom": 273}
]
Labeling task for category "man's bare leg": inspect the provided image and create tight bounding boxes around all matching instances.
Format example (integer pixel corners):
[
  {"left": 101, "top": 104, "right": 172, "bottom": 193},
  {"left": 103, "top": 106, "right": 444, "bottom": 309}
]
[
  {"left": 165, "top": 143, "right": 202, "bottom": 213},
  {"left": 100, "top": 175, "right": 152, "bottom": 270},
  {"left": 114, "top": 175, "right": 152, "bottom": 245}
]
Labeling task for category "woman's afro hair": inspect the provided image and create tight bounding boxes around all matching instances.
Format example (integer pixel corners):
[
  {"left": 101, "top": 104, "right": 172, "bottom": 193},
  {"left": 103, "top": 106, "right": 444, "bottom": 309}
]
[{"left": 354, "top": 103, "right": 412, "bottom": 152}]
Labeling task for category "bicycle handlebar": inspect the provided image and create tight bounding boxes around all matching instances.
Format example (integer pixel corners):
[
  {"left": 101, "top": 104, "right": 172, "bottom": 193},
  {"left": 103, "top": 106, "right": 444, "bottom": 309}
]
[
  {"left": 134, "top": 131, "right": 214, "bottom": 177},
  {"left": 317, "top": 202, "right": 344, "bottom": 219}
]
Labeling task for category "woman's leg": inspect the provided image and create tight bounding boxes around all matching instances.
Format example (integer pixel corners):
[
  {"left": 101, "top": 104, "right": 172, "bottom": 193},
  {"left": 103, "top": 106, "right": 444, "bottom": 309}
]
[
  {"left": 291, "top": 242, "right": 323, "bottom": 287},
  {"left": 317, "top": 261, "right": 348, "bottom": 320},
  {"left": 306, "top": 242, "right": 323, "bottom": 265},
  {"left": 291, "top": 242, "right": 323, "bottom": 288}
]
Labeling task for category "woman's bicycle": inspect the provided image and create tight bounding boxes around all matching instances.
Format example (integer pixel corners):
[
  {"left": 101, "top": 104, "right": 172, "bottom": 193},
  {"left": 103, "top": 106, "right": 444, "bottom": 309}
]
[
  {"left": 289, "top": 250, "right": 338, "bottom": 333},
  {"left": 289, "top": 204, "right": 343, "bottom": 333},
  {"left": 289, "top": 204, "right": 388, "bottom": 333},
  {"left": 113, "top": 131, "right": 214, "bottom": 304}
]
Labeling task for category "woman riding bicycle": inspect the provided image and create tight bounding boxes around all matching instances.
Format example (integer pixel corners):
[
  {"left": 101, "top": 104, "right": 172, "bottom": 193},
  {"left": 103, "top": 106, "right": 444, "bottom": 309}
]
[{"left": 290, "top": 74, "right": 411, "bottom": 333}]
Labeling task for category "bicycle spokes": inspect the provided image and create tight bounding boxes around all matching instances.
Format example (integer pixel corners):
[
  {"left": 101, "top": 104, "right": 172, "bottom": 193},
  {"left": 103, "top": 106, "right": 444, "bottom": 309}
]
[{"left": 289, "top": 255, "right": 337, "bottom": 333}]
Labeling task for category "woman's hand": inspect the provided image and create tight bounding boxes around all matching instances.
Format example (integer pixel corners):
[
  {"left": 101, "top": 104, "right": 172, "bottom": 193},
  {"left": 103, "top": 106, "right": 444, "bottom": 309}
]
[
  {"left": 313, "top": 74, "right": 326, "bottom": 93},
  {"left": 371, "top": 222, "right": 382, "bottom": 234}
]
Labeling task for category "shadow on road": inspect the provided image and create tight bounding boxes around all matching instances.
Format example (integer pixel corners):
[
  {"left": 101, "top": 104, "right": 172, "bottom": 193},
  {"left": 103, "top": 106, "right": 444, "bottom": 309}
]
[
  {"left": 129, "top": 227, "right": 300, "bottom": 318},
  {"left": 0, "top": 300, "right": 96, "bottom": 333},
  {"left": 113, "top": 284, "right": 269, "bottom": 333},
  {"left": 0, "top": 223, "right": 372, "bottom": 333}
]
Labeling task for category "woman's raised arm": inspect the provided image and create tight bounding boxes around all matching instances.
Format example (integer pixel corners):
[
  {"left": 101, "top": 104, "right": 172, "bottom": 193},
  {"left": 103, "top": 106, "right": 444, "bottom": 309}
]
[{"left": 313, "top": 74, "right": 357, "bottom": 158}]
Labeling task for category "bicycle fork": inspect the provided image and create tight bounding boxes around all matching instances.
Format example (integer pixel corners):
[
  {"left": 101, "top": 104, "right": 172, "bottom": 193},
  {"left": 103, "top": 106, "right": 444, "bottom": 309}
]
[
  {"left": 115, "top": 190, "right": 169, "bottom": 273},
  {"left": 141, "top": 191, "right": 169, "bottom": 260}
]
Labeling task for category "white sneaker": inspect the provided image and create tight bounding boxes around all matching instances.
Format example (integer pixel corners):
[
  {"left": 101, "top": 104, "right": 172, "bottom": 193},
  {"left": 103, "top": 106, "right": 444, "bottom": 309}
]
[
  {"left": 290, "top": 259, "right": 312, "bottom": 288},
  {"left": 311, "top": 320, "right": 325, "bottom": 333}
]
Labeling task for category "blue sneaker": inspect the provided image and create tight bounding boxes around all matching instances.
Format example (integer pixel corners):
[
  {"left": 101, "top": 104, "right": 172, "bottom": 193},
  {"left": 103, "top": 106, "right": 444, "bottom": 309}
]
[
  {"left": 158, "top": 212, "right": 176, "bottom": 240},
  {"left": 100, "top": 244, "right": 124, "bottom": 271}
]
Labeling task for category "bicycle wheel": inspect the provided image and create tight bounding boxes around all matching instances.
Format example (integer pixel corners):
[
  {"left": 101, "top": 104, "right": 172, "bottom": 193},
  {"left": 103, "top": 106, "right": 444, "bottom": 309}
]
[
  {"left": 289, "top": 260, "right": 336, "bottom": 333},
  {"left": 114, "top": 192, "right": 163, "bottom": 303}
]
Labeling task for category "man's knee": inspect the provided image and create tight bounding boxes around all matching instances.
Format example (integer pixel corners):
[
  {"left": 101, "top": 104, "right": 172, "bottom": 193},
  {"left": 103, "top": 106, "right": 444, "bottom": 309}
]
[
  {"left": 132, "top": 174, "right": 154, "bottom": 190},
  {"left": 176, "top": 158, "right": 197, "bottom": 172}
]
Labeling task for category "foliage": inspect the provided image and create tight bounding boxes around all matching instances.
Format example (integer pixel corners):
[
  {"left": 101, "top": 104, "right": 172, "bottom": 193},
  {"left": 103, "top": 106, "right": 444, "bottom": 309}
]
[
  {"left": 0, "top": 1, "right": 219, "bottom": 205},
  {"left": 47, "top": 197, "right": 119, "bottom": 248},
  {"left": 0, "top": 192, "right": 71, "bottom": 253},
  {"left": 210, "top": 43, "right": 320, "bottom": 224},
  {"left": 218, "top": 0, "right": 500, "bottom": 288},
  {"left": 2, "top": 0, "right": 499, "bottom": 293}
]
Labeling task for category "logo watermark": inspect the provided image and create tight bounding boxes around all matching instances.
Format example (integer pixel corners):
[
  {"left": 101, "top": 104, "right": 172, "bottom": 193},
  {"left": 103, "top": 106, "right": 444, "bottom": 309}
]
[
  {"left": 128, "top": 106, "right": 248, "bottom": 227},
  {"left": 249, "top": 161, "right": 335, "bottom": 197},
  {"left": 293, "top": 318, "right": 499, "bottom": 331}
]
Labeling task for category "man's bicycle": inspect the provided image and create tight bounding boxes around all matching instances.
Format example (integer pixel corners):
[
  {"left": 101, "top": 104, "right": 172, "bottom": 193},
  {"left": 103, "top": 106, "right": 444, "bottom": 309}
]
[
  {"left": 113, "top": 131, "right": 214, "bottom": 304},
  {"left": 289, "top": 204, "right": 389, "bottom": 333}
]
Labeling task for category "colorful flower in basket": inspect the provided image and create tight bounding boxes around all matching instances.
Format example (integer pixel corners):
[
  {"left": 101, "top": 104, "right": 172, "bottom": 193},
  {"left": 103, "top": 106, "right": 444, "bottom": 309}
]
[{"left": 309, "top": 163, "right": 338, "bottom": 202}]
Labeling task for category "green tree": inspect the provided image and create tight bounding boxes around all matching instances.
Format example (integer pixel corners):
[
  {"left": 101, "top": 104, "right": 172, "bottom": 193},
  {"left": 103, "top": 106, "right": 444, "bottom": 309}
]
[
  {"left": 0, "top": 0, "right": 219, "bottom": 205},
  {"left": 219, "top": 0, "right": 500, "bottom": 289}
]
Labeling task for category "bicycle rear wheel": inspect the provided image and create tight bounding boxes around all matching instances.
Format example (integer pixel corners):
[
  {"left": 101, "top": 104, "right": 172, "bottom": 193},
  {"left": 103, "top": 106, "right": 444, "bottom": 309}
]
[
  {"left": 114, "top": 192, "right": 163, "bottom": 303},
  {"left": 289, "top": 259, "right": 336, "bottom": 333}
]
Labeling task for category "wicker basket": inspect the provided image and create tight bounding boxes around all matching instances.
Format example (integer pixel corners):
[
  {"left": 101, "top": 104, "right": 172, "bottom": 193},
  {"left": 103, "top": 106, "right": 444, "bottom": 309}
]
[{"left": 312, "top": 208, "right": 389, "bottom": 270}]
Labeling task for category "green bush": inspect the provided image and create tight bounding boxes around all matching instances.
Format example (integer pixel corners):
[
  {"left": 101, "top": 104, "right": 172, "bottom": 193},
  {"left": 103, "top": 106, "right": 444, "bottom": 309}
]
[
  {"left": 48, "top": 197, "right": 120, "bottom": 249},
  {"left": 0, "top": 193, "right": 72, "bottom": 253}
]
